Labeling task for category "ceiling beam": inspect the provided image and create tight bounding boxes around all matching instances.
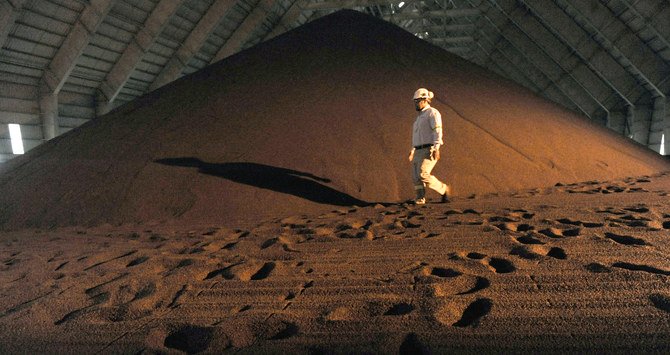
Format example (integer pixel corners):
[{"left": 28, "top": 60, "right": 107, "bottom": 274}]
[
  {"left": 0, "top": 0, "right": 28, "bottom": 48},
  {"left": 211, "top": 0, "right": 278, "bottom": 63},
  {"left": 467, "top": 41, "right": 494, "bottom": 67},
  {"left": 424, "top": 24, "right": 475, "bottom": 33},
  {"left": 441, "top": 46, "right": 471, "bottom": 52},
  {"left": 265, "top": 0, "right": 313, "bottom": 40},
  {"left": 429, "top": 36, "right": 474, "bottom": 44},
  {"left": 303, "top": 0, "right": 395, "bottom": 11},
  {"left": 435, "top": 1, "right": 567, "bottom": 108},
  {"left": 149, "top": 0, "right": 237, "bottom": 91},
  {"left": 516, "top": 0, "right": 635, "bottom": 108},
  {"left": 616, "top": 0, "right": 670, "bottom": 62},
  {"left": 383, "top": 8, "right": 480, "bottom": 21},
  {"left": 41, "top": 0, "right": 115, "bottom": 95},
  {"left": 486, "top": 1, "right": 609, "bottom": 118},
  {"left": 480, "top": 37, "right": 559, "bottom": 102},
  {"left": 99, "top": 0, "right": 184, "bottom": 104},
  {"left": 477, "top": 15, "right": 591, "bottom": 118},
  {"left": 479, "top": 42, "right": 547, "bottom": 99},
  {"left": 553, "top": 0, "right": 665, "bottom": 99}
]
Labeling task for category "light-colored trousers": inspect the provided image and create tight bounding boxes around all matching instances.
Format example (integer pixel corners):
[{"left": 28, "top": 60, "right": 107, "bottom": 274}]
[{"left": 412, "top": 147, "right": 447, "bottom": 199}]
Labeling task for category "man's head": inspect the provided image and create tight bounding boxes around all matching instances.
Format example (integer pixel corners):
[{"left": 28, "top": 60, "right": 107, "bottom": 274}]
[
  {"left": 414, "top": 98, "right": 429, "bottom": 111},
  {"left": 413, "top": 88, "right": 433, "bottom": 111}
]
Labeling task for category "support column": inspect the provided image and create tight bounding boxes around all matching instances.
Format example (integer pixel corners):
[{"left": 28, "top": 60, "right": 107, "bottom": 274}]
[
  {"left": 626, "top": 105, "right": 635, "bottom": 140},
  {"left": 650, "top": 97, "right": 666, "bottom": 152},
  {"left": 96, "top": 92, "right": 114, "bottom": 117},
  {"left": 626, "top": 104, "right": 654, "bottom": 146},
  {"left": 40, "top": 93, "right": 58, "bottom": 141},
  {"left": 606, "top": 111, "right": 626, "bottom": 134},
  {"left": 662, "top": 97, "right": 670, "bottom": 155}
]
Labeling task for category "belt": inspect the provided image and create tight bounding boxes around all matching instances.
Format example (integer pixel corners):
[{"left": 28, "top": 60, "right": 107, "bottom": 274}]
[{"left": 413, "top": 144, "right": 433, "bottom": 150}]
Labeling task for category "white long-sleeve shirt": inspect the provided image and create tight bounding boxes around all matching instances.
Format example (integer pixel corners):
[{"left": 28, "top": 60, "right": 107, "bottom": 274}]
[{"left": 412, "top": 105, "right": 443, "bottom": 148}]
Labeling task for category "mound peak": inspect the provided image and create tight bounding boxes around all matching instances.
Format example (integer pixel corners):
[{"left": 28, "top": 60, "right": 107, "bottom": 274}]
[{"left": 0, "top": 10, "right": 667, "bottom": 229}]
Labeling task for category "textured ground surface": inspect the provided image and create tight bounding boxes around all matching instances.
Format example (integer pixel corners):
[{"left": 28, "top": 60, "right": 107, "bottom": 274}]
[{"left": 1, "top": 172, "right": 669, "bottom": 353}]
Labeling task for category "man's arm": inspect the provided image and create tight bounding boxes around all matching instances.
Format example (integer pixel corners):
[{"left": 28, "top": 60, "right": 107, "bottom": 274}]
[
  {"left": 430, "top": 109, "right": 443, "bottom": 160},
  {"left": 430, "top": 109, "right": 443, "bottom": 145}
]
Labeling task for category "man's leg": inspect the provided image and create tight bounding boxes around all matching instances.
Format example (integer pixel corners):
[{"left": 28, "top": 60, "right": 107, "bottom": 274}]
[
  {"left": 419, "top": 155, "right": 448, "bottom": 196},
  {"left": 412, "top": 150, "right": 427, "bottom": 203}
]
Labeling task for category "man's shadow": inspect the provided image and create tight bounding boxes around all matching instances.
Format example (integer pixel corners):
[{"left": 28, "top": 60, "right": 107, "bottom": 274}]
[{"left": 155, "top": 157, "right": 369, "bottom": 207}]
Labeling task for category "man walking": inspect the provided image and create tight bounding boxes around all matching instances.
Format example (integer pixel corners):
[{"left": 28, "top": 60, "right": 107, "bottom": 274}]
[{"left": 408, "top": 88, "right": 450, "bottom": 205}]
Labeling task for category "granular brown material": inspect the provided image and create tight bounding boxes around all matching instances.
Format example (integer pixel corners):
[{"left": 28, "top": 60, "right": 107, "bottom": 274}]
[{"left": 0, "top": 10, "right": 667, "bottom": 229}]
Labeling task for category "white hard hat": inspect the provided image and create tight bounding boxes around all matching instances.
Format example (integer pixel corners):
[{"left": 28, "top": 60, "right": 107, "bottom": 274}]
[{"left": 413, "top": 88, "right": 434, "bottom": 100}]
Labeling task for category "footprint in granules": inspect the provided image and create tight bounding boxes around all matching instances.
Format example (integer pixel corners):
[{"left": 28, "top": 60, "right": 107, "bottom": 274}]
[
  {"left": 649, "top": 293, "right": 670, "bottom": 313},
  {"left": 439, "top": 298, "right": 493, "bottom": 328},
  {"left": 604, "top": 232, "right": 649, "bottom": 246},
  {"left": 486, "top": 258, "right": 515, "bottom": 273}
]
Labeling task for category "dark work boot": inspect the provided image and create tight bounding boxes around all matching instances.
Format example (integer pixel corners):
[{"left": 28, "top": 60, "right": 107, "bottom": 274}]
[{"left": 441, "top": 184, "right": 451, "bottom": 203}]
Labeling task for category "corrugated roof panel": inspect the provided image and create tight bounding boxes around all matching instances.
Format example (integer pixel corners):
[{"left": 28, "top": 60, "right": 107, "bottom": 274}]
[
  {"left": 129, "top": 67, "right": 154, "bottom": 83},
  {"left": 0, "top": 56, "right": 44, "bottom": 78},
  {"left": 0, "top": 68, "right": 42, "bottom": 85},
  {"left": 81, "top": 45, "right": 109, "bottom": 62},
  {"left": 124, "top": 0, "right": 157, "bottom": 12},
  {"left": 119, "top": 79, "right": 146, "bottom": 95},
  {"left": 150, "top": 37, "right": 178, "bottom": 57},
  {"left": 103, "top": 13, "right": 141, "bottom": 34},
  {"left": 198, "top": 41, "right": 218, "bottom": 56},
  {"left": 170, "top": 9, "right": 196, "bottom": 31},
  {"left": 245, "top": 13, "right": 279, "bottom": 49},
  {"left": 181, "top": 65, "right": 198, "bottom": 76},
  {"left": 179, "top": 0, "right": 215, "bottom": 23},
  {"left": 114, "top": 94, "right": 134, "bottom": 104},
  {"left": 202, "top": 30, "right": 224, "bottom": 54},
  {"left": 66, "top": 74, "right": 101, "bottom": 89},
  {"left": 660, "top": 47, "right": 670, "bottom": 60},
  {"left": 135, "top": 54, "right": 163, "bottom": 73},
  {"left": 184, "top": 0, "right": 215, "bottom": 13},
  {"left": 213, "top": 2, "right": 254, "bottom": 42},
  {"left": 604, "top": 0, "right": 628, "bottom": 18},
  {"left": 60, "top": 82, "right": 97, "bottom": 96},
  {"left": 652, "top": 8, "right": 670, "bottom": 38},
  {"left": 112, "top": 0, "right": 154, "bottom": 25},
  {"left": 59, "top": 116, "right": 90, "bottom": 128},
  {"left": 76, "top": 55, "right": 113, "bottom": 73},
  {"left": 28, "top": 0, "right": 80, "bottom": 24},
  {"left": 0, "top": 81, "right": 37, "bottom": 99},
  {"left": 95, "top": 23, "right": 134, "bottom": 47},
  {"left": 185, "top": 55, "right": 208, "bottom": 73},
  {"left": 3, "top": 37, "right": 56, "bottom": 60},
  {"left": 0, "top": 96, "right": 38, "bottom": 113},
  {"left": 631, "top": 0, "right": 659, "bottom": 18},
  {"left": 60, "top": 104, "right": 95, "bottom": 120},
  {"left": 161, "top": 21, "right": 191, "bottom": 43},
  {"left": 10, "top": 23, "right": 45, "bottom": 44},
  {"left": 59, "top": 91, "right": 94, "bottom": 106},
  {"left": 14, "top": 124, "right": 43, "bottom": 140},
  {"left": 17, "top": 12, "right": 70, "bottom": 37}
]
